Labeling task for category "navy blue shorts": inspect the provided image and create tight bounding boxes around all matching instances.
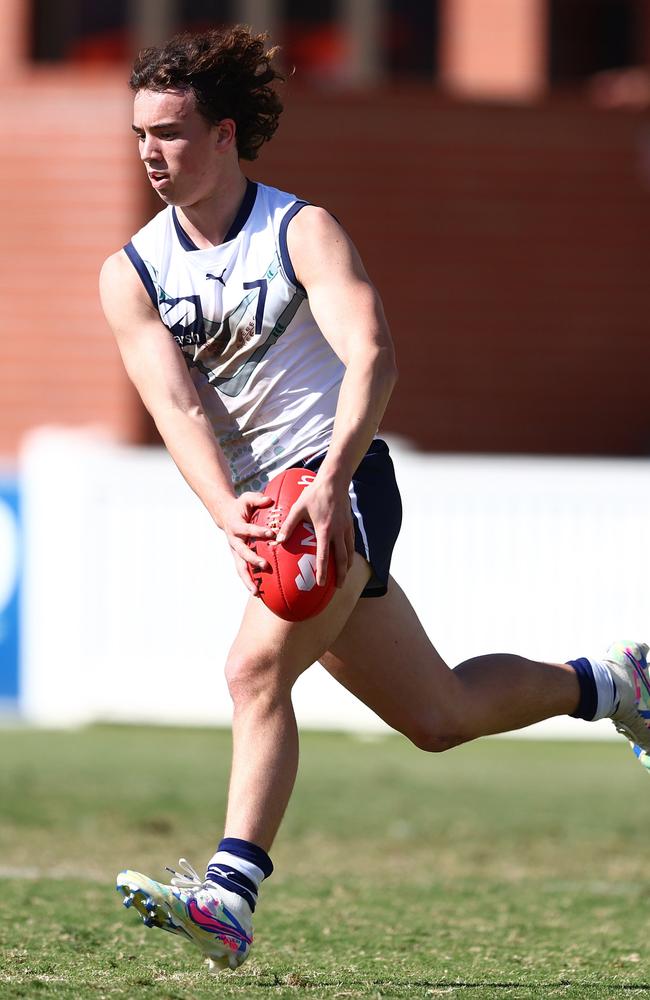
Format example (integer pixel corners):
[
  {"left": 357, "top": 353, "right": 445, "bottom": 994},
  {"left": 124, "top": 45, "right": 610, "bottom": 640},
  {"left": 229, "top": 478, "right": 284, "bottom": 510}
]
[{"left": 296, "top": 439, "right": 402, "bottom": 598}]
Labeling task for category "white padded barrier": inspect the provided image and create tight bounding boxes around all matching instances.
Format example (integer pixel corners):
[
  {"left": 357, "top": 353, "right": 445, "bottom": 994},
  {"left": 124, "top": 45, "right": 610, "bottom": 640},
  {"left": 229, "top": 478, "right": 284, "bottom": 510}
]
[{"left": 19, "top": 428, "right": 650, "bottom": 737}]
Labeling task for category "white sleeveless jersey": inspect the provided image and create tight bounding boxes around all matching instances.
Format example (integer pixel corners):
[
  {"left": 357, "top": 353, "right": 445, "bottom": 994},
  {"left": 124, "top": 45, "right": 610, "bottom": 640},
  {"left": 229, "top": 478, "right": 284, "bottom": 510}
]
[{"left": 125, "top": 180, "right": 344, "bottom": 492}]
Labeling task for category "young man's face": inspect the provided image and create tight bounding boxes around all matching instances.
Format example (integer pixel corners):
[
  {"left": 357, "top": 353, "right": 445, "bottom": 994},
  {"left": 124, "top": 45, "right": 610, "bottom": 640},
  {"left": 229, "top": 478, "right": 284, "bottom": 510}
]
[{"left": 132, "top": 88, "right": 231, "bottom": 207}]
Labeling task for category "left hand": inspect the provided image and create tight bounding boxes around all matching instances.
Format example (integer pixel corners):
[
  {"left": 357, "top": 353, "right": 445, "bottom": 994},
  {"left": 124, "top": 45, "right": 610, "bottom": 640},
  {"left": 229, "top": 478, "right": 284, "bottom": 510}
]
[{"left": 276, "top": 475, "right": 355, "bottom": 587}]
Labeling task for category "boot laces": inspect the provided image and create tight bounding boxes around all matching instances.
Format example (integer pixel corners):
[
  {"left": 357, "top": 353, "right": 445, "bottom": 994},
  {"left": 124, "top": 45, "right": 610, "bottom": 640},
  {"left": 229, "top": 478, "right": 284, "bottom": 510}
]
[{"left": 164, "top": 857, "right": 205, "bottom": 891}]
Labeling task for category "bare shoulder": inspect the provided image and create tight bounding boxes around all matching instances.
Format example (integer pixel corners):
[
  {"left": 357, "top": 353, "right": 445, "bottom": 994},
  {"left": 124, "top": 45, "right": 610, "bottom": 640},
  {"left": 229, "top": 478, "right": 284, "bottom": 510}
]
[
  {"left": 286, "top": 205, "right": 367, "bottom": 287},
  {"left": 287, "top": 204, "right": 347, "bottom": 252},
  {"left": 99, "top": 249, "right": 154, "bottom": 328},
  {"left": 99, "top": 248, "right": 139, "bottom": 297}
]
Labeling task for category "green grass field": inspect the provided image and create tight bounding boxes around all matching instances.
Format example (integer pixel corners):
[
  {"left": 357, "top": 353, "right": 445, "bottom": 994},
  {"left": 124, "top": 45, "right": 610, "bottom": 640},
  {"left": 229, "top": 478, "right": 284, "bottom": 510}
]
[{"left": 0, "top": 725, "right": 649, "bottom": 999}]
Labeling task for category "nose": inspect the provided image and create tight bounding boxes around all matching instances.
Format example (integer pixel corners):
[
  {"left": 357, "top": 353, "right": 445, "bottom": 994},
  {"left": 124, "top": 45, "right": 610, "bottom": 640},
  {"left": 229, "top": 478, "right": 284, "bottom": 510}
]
[{"left": 140, "top": 133, "right": 163, "bottom": 165}]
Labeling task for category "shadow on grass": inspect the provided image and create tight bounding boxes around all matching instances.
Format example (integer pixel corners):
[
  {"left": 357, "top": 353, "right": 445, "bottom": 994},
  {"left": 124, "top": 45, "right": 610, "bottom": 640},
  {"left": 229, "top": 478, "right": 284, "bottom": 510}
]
[{"left": 263, "top": 974, "right": 650, "bottom": 990}]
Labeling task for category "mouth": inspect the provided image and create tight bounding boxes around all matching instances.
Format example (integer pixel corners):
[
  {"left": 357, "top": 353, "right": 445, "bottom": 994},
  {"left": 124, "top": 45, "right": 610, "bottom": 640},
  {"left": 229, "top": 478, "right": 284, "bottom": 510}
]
[{"left": 148, "top": 172, "right": 170, "bottom": 187}]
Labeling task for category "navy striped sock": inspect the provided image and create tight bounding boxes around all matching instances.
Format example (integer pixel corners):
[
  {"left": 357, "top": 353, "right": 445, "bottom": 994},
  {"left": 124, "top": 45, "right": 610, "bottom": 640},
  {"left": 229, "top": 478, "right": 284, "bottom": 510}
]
[
  {"left": 205, "top": 838, "right": 273, "bottom": 913},
  {"left": 567, "top": 657, "right": 617, "bottom": 721},
  {"left": 568, "top": 657, "right": 597, "bottom": 721}
]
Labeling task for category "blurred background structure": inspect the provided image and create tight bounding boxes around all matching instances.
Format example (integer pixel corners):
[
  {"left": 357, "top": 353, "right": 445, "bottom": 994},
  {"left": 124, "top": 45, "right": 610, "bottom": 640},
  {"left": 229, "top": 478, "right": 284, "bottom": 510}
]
[
  {"left": 1, "top": 0, "right": 650, "bottom": 727},
  {"left": 2, "top": 0, "right": 650, "bottom": 458}
]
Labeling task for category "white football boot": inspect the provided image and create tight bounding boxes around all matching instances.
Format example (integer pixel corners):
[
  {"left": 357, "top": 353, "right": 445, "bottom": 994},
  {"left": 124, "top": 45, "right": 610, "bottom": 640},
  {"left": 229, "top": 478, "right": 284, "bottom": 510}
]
[
  {"left": 604, "top": 641, "right": 650, "bottom": 772},
  {"left": 116, "top": 859, "right": 253, "bottom": 972}
]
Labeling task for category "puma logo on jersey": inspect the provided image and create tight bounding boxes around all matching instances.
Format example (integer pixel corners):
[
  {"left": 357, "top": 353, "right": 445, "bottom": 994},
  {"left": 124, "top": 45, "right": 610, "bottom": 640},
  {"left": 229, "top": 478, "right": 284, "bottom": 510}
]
[{"left": 205, "top": 268, "right": 228, "bottom": 286}]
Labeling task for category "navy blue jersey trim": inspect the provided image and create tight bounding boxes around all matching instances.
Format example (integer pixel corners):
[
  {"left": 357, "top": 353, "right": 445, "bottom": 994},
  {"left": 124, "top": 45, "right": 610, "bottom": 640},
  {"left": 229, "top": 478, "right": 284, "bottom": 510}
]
[
  {"left": 278, "top": 200, "right": 309, "bottom": 291},
  {"left": 172, "top": 179, "right": 258, "bottom": 251},
  {"left": 172, "top": 207, "right": 199, "bottom": 251},
  {"left": 123, "top": 242, "right": 158, "bottom": 308},
  {"left": 223, "top": 179, "right": 258, "bottom": 242}
]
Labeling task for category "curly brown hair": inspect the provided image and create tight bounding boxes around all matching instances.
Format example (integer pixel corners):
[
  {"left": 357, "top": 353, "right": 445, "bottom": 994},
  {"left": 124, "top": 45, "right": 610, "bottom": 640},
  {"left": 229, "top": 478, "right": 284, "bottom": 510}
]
[{"left": 129, "top": 25, "right": 284, "bottom": 161}]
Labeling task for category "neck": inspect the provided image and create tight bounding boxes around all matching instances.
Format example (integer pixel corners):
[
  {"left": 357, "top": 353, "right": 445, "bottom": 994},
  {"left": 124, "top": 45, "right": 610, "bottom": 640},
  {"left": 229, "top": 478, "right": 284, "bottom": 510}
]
[{"left": 176, "top": 169, "right": 248, "bottom": 248}]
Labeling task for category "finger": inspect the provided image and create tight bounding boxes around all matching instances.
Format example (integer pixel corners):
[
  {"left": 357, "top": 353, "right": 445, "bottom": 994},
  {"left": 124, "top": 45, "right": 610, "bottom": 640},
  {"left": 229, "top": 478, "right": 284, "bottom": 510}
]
[
  {"left": 345, "top": 522, "right": 355, "bottom": 571},
  {"left": 240, "top": 491, "right": 274, "bottom": 509},
  {"left": 234, "top": 537, "right": 270, "bottom": 573},
  {"left": 235, "top": 522, "right": 276, "bottom": 542},
  {"left": 237, "top": 492, "right": 274, "bottom": 523},
  {"left": 236, "top": 555, "right": 261, "bottom": 596},
  {"left": 251, "top": 494, "right": 274, "bottom": 508},
  {"left": 275, "top": 502, "right": 306, "bottom": 545},
  {"left": 315, "top": 526, "right": 330, "bottom": 587},
  {"left": 332, "top": 535, "right": 349, "bottom": 588}
]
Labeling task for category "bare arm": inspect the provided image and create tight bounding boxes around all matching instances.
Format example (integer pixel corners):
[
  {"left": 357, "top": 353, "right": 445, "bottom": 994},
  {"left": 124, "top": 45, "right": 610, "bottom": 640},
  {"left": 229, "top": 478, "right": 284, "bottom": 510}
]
[
  {"left": 277, "top": 207, "right": 398, "bottom": 586},
  {"left": 99, "top": 250, "right": 273, "bottom": 593}
]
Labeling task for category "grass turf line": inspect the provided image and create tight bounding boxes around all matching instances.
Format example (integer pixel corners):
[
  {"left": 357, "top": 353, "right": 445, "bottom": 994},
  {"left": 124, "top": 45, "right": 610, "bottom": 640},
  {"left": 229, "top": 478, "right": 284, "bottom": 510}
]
[{"left": 0, "top": 726, "right": 648, "bottom": 998}]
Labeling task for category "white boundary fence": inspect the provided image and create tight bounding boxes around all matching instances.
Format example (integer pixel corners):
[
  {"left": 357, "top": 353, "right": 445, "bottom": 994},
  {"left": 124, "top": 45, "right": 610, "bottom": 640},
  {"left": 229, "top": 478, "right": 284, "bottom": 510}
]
[{"left": 19, "top": 428, "right": 650, "bottom": 738}]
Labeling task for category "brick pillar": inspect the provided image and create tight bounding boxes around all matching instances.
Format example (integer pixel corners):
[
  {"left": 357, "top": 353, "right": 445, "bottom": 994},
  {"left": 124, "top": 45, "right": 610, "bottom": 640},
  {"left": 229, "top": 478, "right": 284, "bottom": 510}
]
[
  {"left": 640, "top": 0, "right": 650, "bottom": 66},
  {"left": 129, "top": 0, "right": 178, "bottom": 49},
  {"left": 340, "top": 0, "right": 384, "bottom": 85},
  {"left": 236, "top": 0, "right": 278, "bottom": 40},
  {"left": 439, "top": 0, "right": 547, "bottom": 102},
  {"left": 0, "top": 0, "right": 29, "bottom": 78}
]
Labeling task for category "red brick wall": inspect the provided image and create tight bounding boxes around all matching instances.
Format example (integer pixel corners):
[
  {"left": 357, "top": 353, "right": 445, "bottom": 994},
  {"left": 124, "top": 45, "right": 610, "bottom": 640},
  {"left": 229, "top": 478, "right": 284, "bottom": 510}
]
[
  {"left": 0, "top": 70, "right": 143, "bottom": 455},
  {"left": 251, "top": 88, "right": 650, "bottom": 454},
  {"left": 2, "top": 73, "right": 649, "bottom": 457}
]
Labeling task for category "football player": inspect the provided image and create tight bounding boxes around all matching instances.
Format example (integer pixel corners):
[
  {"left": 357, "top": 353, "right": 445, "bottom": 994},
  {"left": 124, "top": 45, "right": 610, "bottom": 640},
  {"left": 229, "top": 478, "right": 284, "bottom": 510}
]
[{"left": 100, "top": 25, "right": 650, "bottom": 972}]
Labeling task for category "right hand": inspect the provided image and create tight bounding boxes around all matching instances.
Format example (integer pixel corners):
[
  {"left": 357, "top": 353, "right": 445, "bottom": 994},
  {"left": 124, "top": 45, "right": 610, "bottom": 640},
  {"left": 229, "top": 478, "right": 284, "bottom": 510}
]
[{"left": 220, "top": 492, "right": 276, "bottom": 595}]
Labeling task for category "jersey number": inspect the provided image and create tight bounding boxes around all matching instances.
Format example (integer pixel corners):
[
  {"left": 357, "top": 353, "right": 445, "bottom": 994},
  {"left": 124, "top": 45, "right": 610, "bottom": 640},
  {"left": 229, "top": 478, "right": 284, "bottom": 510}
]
[{"left": 243, "top": 278, "right": 268, "bottom": 337}]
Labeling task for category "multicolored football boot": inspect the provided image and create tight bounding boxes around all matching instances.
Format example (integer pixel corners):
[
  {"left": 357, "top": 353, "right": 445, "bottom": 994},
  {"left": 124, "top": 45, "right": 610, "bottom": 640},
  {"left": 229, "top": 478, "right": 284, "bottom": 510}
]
[
  {"left": 630, "top": 743, "right": 650, "bottom": 775},
  {"left": 116, "top": 858, "right": 253, "bottom": 972},
  {"left": 604, "top": 641, "right": 650, "bottom": 774}
]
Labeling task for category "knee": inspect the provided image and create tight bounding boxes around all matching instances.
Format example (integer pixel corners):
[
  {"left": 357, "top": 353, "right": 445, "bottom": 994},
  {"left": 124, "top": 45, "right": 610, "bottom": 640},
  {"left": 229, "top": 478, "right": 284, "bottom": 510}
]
[
  {"left": 408, "top": 731, "right": 463, "bottom": 753},
  {"left": 404, "top": 716, "right": 467, "bottom": 754},
  {"left": 225, "top": 650, "right": 270, "bottom": 706},
  {"left": 224, "top": 649, "right": 290, "bottom": 709}
]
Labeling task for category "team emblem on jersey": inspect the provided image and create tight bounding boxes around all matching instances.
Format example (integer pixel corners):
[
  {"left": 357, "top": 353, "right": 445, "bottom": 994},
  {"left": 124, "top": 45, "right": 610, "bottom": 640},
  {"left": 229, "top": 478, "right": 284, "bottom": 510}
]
[
  {"left": 160, "top": 294, "right": 208, "bottom": 348},
  {"left": 146, "top": 252, "right": 305, "bottom": 398}
]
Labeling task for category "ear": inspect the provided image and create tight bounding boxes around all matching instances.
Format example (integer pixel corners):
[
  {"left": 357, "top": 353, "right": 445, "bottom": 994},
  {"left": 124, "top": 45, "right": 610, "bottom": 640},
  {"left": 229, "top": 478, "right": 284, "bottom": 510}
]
[{"left": 214, "top": 118, "right": 237, "bottom": 152}]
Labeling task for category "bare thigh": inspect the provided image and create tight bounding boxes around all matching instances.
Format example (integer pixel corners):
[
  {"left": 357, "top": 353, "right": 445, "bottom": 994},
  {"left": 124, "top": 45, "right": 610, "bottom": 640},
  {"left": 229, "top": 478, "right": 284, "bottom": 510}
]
[
  {"left": 227, "top": 553, "right": 372, "bottom": 686},
  {"left": 320, "top": 576, "right": 456, "bottom": 738}
]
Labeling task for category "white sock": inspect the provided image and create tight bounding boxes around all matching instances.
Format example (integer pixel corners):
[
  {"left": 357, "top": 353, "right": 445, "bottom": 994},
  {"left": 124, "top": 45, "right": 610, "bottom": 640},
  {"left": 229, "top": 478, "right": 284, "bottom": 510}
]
[
  {"left": 588, "top": 659, "right": 619, "bottom": 720},
  {"left": 207, "top": 850, "right": 266, "bottom": 891}
]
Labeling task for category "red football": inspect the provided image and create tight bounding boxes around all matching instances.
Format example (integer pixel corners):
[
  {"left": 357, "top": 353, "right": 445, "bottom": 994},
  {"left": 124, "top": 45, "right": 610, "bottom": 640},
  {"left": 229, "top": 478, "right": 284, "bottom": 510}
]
[{"left": 248, "top": 467, "right": 336, "bottom": 622}]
